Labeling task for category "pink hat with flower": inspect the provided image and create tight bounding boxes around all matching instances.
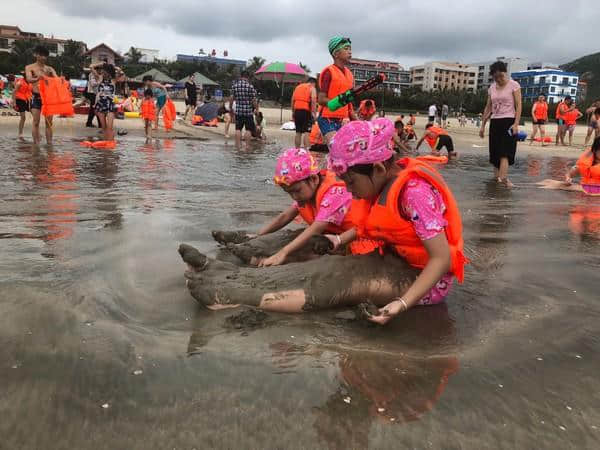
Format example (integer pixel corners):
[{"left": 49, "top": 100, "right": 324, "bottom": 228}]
[
  {"left": 274, "top": 148, "right": 320, "bottom": 186},
  {"left": 327, "top": 118, "right": 395, "bottom": 175}
]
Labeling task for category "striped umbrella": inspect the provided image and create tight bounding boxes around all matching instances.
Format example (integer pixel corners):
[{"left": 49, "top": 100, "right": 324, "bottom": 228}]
[{"left": 254, "top": 62, "right": 308, "bottom": 123}]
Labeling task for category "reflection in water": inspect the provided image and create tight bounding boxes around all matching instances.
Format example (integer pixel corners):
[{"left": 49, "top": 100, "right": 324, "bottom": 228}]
[{"left": 569, "top": 204, "right": 600, "bottom": 238}]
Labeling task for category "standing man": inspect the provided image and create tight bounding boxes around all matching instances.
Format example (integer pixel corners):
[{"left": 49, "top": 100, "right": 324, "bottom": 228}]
[
  {"left": 441, "top": 103, "right": 449, "bottom": 128},
  {"left": 292, "top": 77, "right": 317, "bottom": 148},
  {"left": 184, "top": 74, "right": 198, "bottom": 122},
  {"left": 25, "top": 45, "right": 58, "bottom": 144},
  {"left": 428, "top": 103, "right": 437, "bottom": 123},
  {"left": 230, "top": 70, "right": 257, "bottom": 148},
  {"left": 317, "top": 36, "right": 356, "bottom": 145},
  {"left": 11, "top": 74, "right": 32, "bottom": 139},
  {"left": 85, "top": 67, "right": 100, "bottom": 127},
  {"left": 530, "top": 94, "right": 548, "bottom": 146}
]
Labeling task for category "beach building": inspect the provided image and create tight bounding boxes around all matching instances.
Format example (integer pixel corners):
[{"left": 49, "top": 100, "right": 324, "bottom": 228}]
[
  {"left": 471, "top": 57, "right": 529, "bottom": 91},
  {"left": 347, "top": 58, "right": 410, "bottom": 94},
  {"left": 511, "top": 69, "right": 579, "bottom": 104},
  {"left": 410, "top": 61, "right": 477, "bottom": 92},
  {"left": 0, "top": 24, "right": 86, "bottom": 56}
]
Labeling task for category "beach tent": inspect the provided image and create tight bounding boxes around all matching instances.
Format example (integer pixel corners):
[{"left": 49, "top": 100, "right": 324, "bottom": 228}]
[{"left": 133, "top": 68, "right": 175, "bottom": 83}]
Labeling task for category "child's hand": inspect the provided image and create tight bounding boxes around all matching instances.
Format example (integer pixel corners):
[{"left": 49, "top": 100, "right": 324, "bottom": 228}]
[
  {"left": 324, "top": 234, "right": 342, "bottom": 252},
  {"left": 564, "top": 174, "right": 572, "bottom": 185},
  {"left": 259, "top": 251, "right": 287, "bottom": 267},
  {"left": 367, "top": 299, "right": 406, "bottom": 325}
]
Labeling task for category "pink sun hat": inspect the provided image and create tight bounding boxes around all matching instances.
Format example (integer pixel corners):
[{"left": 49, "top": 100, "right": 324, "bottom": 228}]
[
  {"left": 327, "top": 118, "right": 395, "bottom": 175},
  {"left": 274, "top": 147, "right": 320, "bottom": 186}
]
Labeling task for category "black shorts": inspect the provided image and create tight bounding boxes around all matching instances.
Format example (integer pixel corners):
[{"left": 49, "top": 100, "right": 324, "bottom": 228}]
[
  {"left": 294, "top": 109, "right": 311, "bottom": 133},
  {"left": 185, "top": 97, "right": 197, "bottom": 106},
  {"left": 436, "top": 134, "right": 454, "bottom": 153},
  {"left": 15, "top": 99, "right": 30, "bottom": 112},
  {"left": 235, "top": 114, "right": 256, "bottom": 132},
  {"left": 489, "top": 117, "right": 517, "bottom": 169},
  {"left": 31, "top": 93, "right": 42, "bottom": 110},
  {"left": 534, "top": 119, "right": 546, "bottom": 125},
  {"left": 428, "top": 115, "right": 435, "bottom": 123}
]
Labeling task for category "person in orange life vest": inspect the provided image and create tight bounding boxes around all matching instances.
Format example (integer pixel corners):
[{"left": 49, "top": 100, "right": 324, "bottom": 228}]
[
  {"left": 25, "top": 45, "right": 58, "bottom": 144},
  {"left": 256, "top": 148, "right": 370, "bottom": 267},
  {"left": 140, "top": 88, "right": 157, "bottom": 139},
  {"left": 563, "top": 103, "right": 583, "bottom": 147},
  {"left": 11, "top": 75, "right": 32, "bottom": 139},
  {"left": 416, "top": 123, "right": 457, "bottom": 158},
  {"left": 327, "top": 118, "right": 467, "bottom": 325},
  {"left": 317, "top": 36, "right": 357, "bottom": 145},
  {"left": 90, "top": 62, "right": 126, "bottom": 142},
  {"left": 358, "top": 99, "right": 376, "bottom": 121},
  {"left": 530, "top": 94, "right": 549, "bottom": 146},
  {"left": 555, "top": 96, "right": 574, "bottom": 146},
  {"left": 292, "top": 77, "right": 317, "bottom": 148},
  {"left": 565, "top": 137, "right": 600, "bottom": 186}
]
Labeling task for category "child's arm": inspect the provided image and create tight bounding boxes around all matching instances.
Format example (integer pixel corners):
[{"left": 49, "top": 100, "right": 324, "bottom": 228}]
[
  {"left": 257, "top": 205, "right": 298, "bottom": 235},
  {"left": 369, "top": 233, "right": 451, "bottom": 325},
  {"left": 325, "top": 228, "right": 357, "bottom": 251},
  {"left": 415, "top": 133, "right": 427, "bottom": 150},
  {"left": 565, "top": 165, "right": 579, "bottom": 184},
  {"left": 393, "top": 133, "right": 410, "bottom": 152},
  {"left": 259, "top": 221, "right": 329, "bottom": 267}
]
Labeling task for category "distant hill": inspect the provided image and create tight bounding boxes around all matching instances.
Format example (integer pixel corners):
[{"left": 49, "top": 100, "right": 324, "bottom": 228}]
[{"left": 561, "top": 51, "right": 600, "bottom": 105}]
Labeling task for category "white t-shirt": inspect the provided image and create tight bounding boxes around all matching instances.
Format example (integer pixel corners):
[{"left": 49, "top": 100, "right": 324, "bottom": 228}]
[{"left": 428, "top": 105, "right": 437, "bottom": 117}]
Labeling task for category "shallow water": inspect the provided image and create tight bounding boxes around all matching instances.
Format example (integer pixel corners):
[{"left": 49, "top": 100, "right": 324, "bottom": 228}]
[{"left": 1, "top": 135, "right": 599, "bottom": 449}]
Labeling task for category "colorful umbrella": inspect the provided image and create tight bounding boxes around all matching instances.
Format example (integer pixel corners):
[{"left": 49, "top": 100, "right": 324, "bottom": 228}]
[{"left": 254, "top": 62, "right": 308, "bottom": 123}]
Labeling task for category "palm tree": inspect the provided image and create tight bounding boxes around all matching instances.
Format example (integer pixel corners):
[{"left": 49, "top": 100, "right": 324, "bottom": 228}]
[
  {"left": 299, "top": 62, "right": 311, "bottom": 75},
  {"left": 125, "top": 47, "right": 143, "bottom": 64},
  {"left": 247, "top": 56, "right": 266, "bottom": 75},
  {"left": 54, "top": 40, "right": 85, "bottom": 78}
]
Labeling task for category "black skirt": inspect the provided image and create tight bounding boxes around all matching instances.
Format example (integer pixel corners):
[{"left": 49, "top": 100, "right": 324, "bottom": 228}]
[{"left": 489, "top": 117, "right": 517, "bottom": 168}]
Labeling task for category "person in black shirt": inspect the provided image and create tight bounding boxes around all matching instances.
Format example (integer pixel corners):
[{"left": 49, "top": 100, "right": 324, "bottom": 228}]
[{"left": 184, "top": 74, "right": 198, "bottom": 121}]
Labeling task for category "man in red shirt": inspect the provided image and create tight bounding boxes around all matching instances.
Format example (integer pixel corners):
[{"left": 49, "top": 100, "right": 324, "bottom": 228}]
[{"left": 291, "top": 77, "right": 317, "bottom": 148}]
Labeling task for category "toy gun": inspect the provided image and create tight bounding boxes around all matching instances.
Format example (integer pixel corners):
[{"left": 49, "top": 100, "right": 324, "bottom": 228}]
[{"left": 326, "top": 73, "right": 386, "bottom": 112}]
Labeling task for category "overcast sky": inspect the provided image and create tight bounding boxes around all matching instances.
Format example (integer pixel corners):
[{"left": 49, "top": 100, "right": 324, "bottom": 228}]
[{"left": 3, "top": 0, "right": 599, "bottom": 73}]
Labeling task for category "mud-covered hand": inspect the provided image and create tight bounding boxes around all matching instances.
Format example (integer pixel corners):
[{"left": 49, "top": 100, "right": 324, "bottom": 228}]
[
  {"left": 367, "top": 299, "right": 407, "bottom": 325},
  {"left": 324, "top": 234, "right": 342, "bottom": 252},
  {"left": 259, "top": 250, "right": 287, "bottom": 267}
]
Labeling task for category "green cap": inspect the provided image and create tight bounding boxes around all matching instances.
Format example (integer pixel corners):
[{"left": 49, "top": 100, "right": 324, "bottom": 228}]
[{"left": 328, "top": 36, "right": 351, "bottom": 56}]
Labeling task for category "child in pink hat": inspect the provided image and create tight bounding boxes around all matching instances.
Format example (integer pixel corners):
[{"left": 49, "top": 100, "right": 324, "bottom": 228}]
[
  {"left": 327, "top": 118, "right": 467, "bottom": 325},
  {"left": 255, "top": 147, "right": 369, "bottom": 267}
]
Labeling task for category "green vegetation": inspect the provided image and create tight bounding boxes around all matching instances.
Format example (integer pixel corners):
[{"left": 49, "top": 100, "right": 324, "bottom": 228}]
[{"left": 561, "top": 52, "right": 600, "bottom": 107}]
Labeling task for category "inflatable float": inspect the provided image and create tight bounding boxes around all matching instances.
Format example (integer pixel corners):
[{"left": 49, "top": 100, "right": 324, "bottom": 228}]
[
  {"left": 533, "top": 136, "right": 553, "bottom": 143},
  {"left": 124, "top": 111, "right": 141, "bottom": 118},
  {"left": 80, "top": 140, "right": 116, "bottom": 150},
  {"left": 416, "top": 155, "right": 449, "bottom": 164}
]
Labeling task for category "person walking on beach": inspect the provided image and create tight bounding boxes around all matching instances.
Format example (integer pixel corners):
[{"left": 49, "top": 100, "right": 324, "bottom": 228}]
[
  {"left": 530, "top": 94, "right": 548, "bottom": 146},
  {"left": 25, "top": 45, "right": 58, "bottom": 144},
  {"left": 231, "top": 70, "right": 257, "bottom": 148},
  {"left": 441, "top": 103, "right": 449, "bottom": 128},
  {"left": 554, "top": 96, "right": 572, "bottom": 146},
  {"left": 428, "top": 103, "right": 437, "bottom": 124},
  {"left": 85, "top": 68, "right": 101, "bottom": 127},
  {"left": 317, "top": 36, "right": 356, "bottom": 145},
  {"left": 479, "top": 61, "right": 522, "bottom": 188},
  {"left": 184, "top": 74, "right": 198, "bottom": 122},
  {"left": 292, "top": 77, "right": 317, "bottom": 148}
]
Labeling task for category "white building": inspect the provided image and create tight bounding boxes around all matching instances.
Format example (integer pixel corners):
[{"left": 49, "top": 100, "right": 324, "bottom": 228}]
[
  {"left": 135, "top": 48, "right": 160, "bottom": 63},
  {"left": 410, "top": 61, "right": 477, "bottom": 92},
  {"left": 471, "top": 57, "right": 529, "bottom": 91},
  {"left": 511, "top": 69, "right": 579, "bottom": 104}
]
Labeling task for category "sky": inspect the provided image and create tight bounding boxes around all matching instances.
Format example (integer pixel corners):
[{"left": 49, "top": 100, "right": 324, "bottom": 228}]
[{"left": 3, "top": 0, "right": 599, "bottom": 73}]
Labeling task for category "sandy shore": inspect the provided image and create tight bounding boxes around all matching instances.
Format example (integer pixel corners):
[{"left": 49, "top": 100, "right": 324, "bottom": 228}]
[{"left": 0, "top": 101, "right": 592, "bottom": 159}]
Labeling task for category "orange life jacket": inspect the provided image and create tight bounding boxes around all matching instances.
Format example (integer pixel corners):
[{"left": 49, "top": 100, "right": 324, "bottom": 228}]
[
  {"left": 533, "top": 101, "right": 548, "bottom": 120},
  {"left": 162, "top": 98, "right": 176, "bottom": 130},
  {"left": 192, "top": 115, "right": 203, "bottom": 125},
  {"left": 141, "top": 99, "right": 157, "bottom": 121},
  {"left": 358, "top": 99, "right": 376, "bottom": 119},
  {"left": 319, "top": 64, "right": 354, "bottom": 120},
  {"left": 563, "top": 109, "right": 580, "bottom": 126},
  {"left": 404, "top": 124, "right": 415, "bottom": 135},
  {"left": 309, "top": 122, "right": 323, "bottom": 145},
  {"left": 293, "top": 83, "right": 312, "bottom": 111},
  {"left": 297, "top": 170, "right": 379, "bottom": 254},
  {"left": 38, "top": 76, "right": 74, "bottom": 117},
  {"left": 362, "top": 158, "right": 467, "bottom": 282},
  {"left": 576, "top": 152, "right": 600, "bottom": 185},
  {"left": 15, "top": 78, "right": 33, "bottom": 101},
  {"left": 555, "top": 101, "right": 567, "bottom": 120},
  {"left": 424, "top": 126, "right": 448, "bottom": 149},
  {"left": 80, "top": 140, "right": 116, "bottom": 150},
  {"left": 416, "top": 155, "right": 448, "bottom": 164}
]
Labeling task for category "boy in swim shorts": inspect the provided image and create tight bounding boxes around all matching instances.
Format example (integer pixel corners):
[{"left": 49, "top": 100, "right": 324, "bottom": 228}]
[{"left": 25, "top": 45, "right": 58, "bottom": 144}]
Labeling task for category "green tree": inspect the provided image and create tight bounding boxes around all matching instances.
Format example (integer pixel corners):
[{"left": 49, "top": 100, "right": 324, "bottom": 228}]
[
  {"left": 125, "top": 47, "right": 143, "bottom": 64},
  {"left": 247, "top": 56, "right": 266, "bottom": 75},
  {"left": 10, "top": 38, "right": 41, "bottom": 72},
  {"left": 52, "top": 40, "right": 85, "bottom": 78}
]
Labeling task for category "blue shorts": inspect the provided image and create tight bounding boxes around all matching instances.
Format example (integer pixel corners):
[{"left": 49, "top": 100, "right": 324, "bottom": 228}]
[
  {"left": 317, "top": 116, "right": 343, "bottom": 136},
  {"left": 557, "top": 119, "right": 565, "bottom": 126}
]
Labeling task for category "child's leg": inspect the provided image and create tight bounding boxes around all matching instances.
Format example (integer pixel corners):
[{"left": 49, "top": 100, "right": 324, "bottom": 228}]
[
  {"left": 530, "top": 124, "right": 538, "bottom": 141},
  {"left": 18, "top": 111, "right": 26, "bottom": 136},
  {"left": 97, "top": 112, "right": 107, "bottom": 137},
  {"left": 104, "top": 113, "right": 115, "bottom": 141},
  {"left": 44, "top": 115, "right": 53, "bottom": 144},
  {"left": 31, "top": 108, "right": 41, "bottom": 144}
]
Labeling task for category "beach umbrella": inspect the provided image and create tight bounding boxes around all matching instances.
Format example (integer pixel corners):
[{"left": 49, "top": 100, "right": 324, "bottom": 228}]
[{"left": 254, "top": 61, "right": 308, "bottom": 123}]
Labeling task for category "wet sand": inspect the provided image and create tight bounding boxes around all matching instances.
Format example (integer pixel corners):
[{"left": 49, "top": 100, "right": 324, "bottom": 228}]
[{"left": 1, "top": 107, "right": 599, "bottom": 449}]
